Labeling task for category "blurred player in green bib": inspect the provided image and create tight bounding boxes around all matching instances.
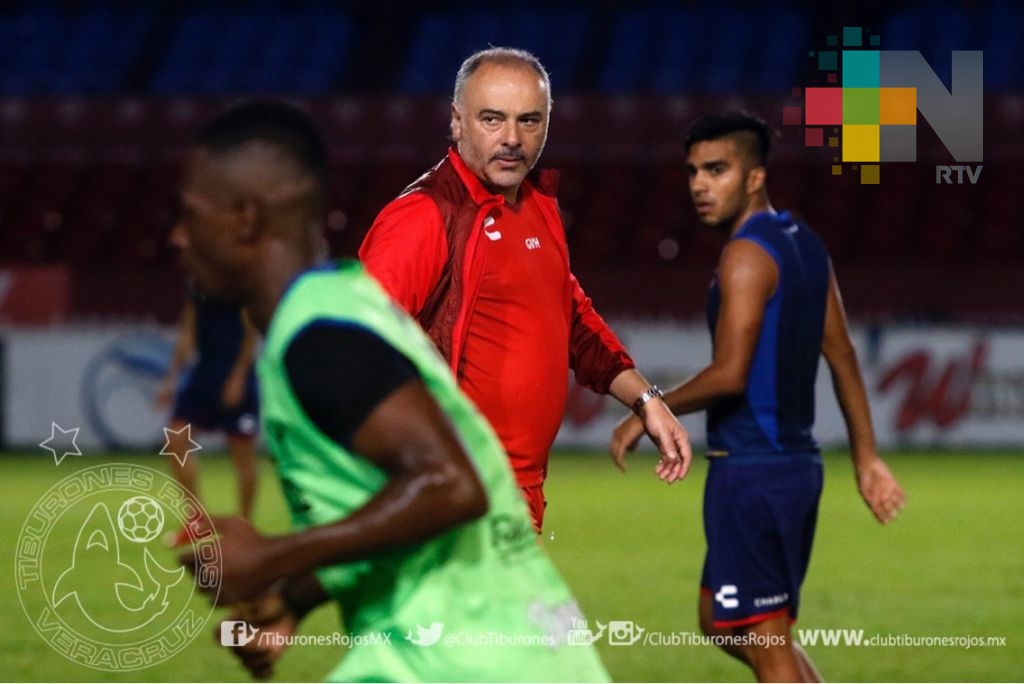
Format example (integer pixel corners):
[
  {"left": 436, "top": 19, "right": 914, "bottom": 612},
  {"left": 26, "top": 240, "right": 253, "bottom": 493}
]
[{"left": 173, "top": 100, "right": 609, "bottom": 682}]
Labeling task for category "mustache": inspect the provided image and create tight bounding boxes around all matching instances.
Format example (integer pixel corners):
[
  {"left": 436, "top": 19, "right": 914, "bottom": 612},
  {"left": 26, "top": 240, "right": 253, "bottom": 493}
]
[{"left": 491, "top": 149, "right": 525, "bottom": 162}]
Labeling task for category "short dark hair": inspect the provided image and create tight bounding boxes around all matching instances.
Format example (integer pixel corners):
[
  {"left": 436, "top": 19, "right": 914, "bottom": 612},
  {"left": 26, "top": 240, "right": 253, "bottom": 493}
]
[
  {"left": 684, "top": 111, "right": 776, "bottom": 167},
  {"left": 196, "top": 100, "right": 329, "bottom": 197}
]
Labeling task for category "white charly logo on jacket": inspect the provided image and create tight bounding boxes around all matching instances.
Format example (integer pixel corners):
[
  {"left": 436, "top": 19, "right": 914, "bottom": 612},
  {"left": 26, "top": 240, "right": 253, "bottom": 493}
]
[{"left": 483, "top": 216, "right": 502, "bottom": 241}]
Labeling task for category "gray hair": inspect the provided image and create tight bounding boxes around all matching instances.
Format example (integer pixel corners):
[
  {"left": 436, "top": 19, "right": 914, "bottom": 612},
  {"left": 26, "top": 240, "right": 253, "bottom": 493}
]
[{"left": 453, "top": 47, "right": 552, "bottom": 112}]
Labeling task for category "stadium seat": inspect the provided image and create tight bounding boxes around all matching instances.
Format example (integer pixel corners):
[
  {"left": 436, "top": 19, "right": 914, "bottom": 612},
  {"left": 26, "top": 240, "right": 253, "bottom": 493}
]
[
  {"left": 749, "top": 8, "right": 810, "bottom": 91},
  {"left": 850, "top": 169, "right": 918, "bottom": 264},
  {"left": 703, "top": 5, "right": 758, "bottom": 93},
  {"left": 399, "top": 7, "right": 590, "bottom": 95},
  {"left": 572, "top": 162, "right": 646, "bottom": 266},
  {"left": 981, "top": 1, "right": 1023, "bottom": 89},
  {"left": 598, "top": 7, "right": 657, "bottom": 92},
  {"left": 916, "top": 170, "right": 977, "bottom": 262},
  {"left": 881, "top": 7, "right": 927, "bottom": 50},
  {"left": 976, "top": 165, "right": 1022, "bottom": 263},
  {"left": 0, "top": 0, "right": 1020, "bottom": 323},
  {"left": 625, "top": 162, "right": 690, "bottom": 264},
  {"left": 5, "top": 160, "right": 85, "bottom": 261}
]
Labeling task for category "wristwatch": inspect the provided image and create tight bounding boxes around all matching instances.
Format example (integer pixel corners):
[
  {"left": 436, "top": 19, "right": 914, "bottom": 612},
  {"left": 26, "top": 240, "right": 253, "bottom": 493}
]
[{"left": 632, "top": 385, "right": 664, "bottom": 416}]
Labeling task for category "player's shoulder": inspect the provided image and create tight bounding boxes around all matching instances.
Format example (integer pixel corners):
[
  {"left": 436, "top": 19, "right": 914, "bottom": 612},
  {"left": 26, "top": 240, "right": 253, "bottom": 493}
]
[
  {"left": 783, "top": 213, "right": 830, "bottom": 259},
  {"left": 719, "top": 235, "right": 778, "bottom": 282},
  {"left": 742, "top": 211, "right": 827, "bottom": 251},
  {"left": 371, "top": 188, "right": 444, "bottom": 229}
]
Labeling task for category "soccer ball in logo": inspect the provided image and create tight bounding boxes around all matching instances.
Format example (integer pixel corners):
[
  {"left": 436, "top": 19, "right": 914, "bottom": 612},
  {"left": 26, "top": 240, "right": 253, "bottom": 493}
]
[{"left": 117, "top": 496, "right": 165, "bottom": 543}]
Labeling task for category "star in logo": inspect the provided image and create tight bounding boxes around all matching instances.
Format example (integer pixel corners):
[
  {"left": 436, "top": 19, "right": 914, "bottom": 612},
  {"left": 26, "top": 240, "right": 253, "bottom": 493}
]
[
  {"left": 160, "top": 424, "right": 203, "bottom": 467},
  {"left": 39, "top": 422, "right": 82, "bottom": 466}
]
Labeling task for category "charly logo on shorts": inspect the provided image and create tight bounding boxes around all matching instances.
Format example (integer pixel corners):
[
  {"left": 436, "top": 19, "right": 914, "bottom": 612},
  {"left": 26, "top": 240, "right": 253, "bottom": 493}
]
[{"left": 15, "top": 464, "right": 221, "bottom": 671}]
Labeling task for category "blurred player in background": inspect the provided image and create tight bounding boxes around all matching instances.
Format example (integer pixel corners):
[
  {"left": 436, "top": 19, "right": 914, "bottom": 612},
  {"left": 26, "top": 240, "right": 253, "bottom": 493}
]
[
  {"left": 173, "top": 100, "right": 610, "bottom": 681},
  {"left": 360, "top": 47, "right": 691, "bottom": 531},
  {"left": 611, "top": 111, "right": 906, "bottom": 682},
  {"left": 156, "top": 290, "right": 260, "bottom": 545}
]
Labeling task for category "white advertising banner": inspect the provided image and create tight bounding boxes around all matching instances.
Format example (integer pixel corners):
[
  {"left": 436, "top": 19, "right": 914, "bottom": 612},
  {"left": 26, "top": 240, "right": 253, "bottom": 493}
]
[
  {"left": 2, "top": 323, "right": 1022, "bottom": 451},
  {"left": 2, "top": 326, "right": 184, "bottom": 451},
  {"left": 556, "top": 322, "right": 1024, "bottom": 452}
]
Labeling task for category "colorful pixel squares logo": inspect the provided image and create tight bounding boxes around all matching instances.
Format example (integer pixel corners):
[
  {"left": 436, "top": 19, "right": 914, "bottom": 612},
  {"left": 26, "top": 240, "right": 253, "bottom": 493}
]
[{"left": 784, "top": 26, "right": 983, "bottom": 185}]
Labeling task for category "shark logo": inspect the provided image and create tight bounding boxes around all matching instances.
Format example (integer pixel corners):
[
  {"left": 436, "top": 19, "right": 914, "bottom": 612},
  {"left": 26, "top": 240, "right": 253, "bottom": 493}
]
[
  {"left": 404, "top": 622, "right": 444, "bottom": 646},
  {"left": 17, "top": 463, "right": 221, "bottom": 671},
  {"left": 50, "top": 503, "right": 186, "bottom": 633}
]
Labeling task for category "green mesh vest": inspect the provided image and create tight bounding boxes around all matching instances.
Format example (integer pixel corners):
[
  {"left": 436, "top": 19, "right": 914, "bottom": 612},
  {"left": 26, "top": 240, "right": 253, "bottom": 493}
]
[{"left": 258, "top": 261, "right": 608, "bottom": 682}]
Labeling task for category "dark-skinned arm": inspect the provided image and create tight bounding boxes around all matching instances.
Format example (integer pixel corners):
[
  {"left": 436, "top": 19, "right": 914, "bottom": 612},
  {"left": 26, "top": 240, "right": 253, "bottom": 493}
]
[
  {"left": 214, "top": 570, "right": 330, "bottom": 680},
  {"left": 182, "top": 376, "right": 489, "bottom": 604}
]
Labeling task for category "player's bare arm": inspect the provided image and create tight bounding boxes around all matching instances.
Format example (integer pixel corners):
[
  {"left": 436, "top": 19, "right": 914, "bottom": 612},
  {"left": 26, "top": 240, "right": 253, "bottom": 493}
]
[
  {"left": 610, "top": 239, "right": 776, "bottom": 463},
  {"left": 155, "top": 299, "right": 197, "bottom": 407},
  {"left": 181, "top": 378, "right": 488, "bottom": 603},
  {"left": 221, "top": 310, "right": 258, "bottom": 408},
  {"left": 821, "top": 267, "right": 906, "bottom": 524}
]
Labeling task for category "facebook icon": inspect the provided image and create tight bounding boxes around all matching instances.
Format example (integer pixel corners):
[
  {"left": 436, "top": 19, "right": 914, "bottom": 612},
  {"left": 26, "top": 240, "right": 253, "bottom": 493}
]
[{"left": 220, "top": 620, "right": 259, "bottom": 646}]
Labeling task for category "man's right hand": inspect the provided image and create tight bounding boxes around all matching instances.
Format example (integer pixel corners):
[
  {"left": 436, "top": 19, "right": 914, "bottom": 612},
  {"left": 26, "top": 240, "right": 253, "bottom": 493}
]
[{"left": 219, "top": 597, "right": 297, "bottom": 680}]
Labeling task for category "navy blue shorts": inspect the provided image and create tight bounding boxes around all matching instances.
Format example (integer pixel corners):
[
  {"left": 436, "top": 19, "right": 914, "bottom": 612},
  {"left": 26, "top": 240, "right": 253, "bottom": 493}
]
[
  {"left": 700, "top": 455, "right": 823, "bottom": 628},
  {"left": 172, "top": 368, "right": 259, "bottom": 438}
]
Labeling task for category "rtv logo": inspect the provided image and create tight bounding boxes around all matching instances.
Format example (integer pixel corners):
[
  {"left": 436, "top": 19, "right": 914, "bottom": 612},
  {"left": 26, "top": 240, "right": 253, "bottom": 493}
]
[{"left": 787, "top": 26, "right": 983, "bottom": 185}]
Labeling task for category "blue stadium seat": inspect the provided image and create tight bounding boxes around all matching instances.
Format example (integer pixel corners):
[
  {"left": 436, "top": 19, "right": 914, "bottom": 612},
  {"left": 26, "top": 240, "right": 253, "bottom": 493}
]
[
  {"left": 151, "top": 6, "right": 227, "bottom": 93},
  {"left": 0, "top": 3, "right": 154, "bottom": 95},
  {"left": 603, "top": 4, "right": 809, "bottom": 94},
  {"left": 698, "top": 5, "right": 751, "bottom": 93},
  {"left": 651, "top": 6, "right": 702, "bottom": 93},
  {"left": 749, "top": 8, "right": 810, "bottom": 91},
  {"left": 980, "top": 1, "right": 1022, "bottom": 89},
  {"left": 880, "top": 7, "right": 926, "bottom": 50},
  {"left": 400, "top": 14, "right": 459, "bottom": 94},
  {"left": 295, "top": 7, "right": 353, "bottom": 93},
  {"left": 400, "top": 7, "right": 589, "bottom": 95},
  {"left": 151, "top": 3, "right": 350, "bottom": 95},
  {"left": 922, "top": 3, "right": 975, "bottom": 90},
  {"left": 599, "top": 8, "right": 654, "bottom": 92}
]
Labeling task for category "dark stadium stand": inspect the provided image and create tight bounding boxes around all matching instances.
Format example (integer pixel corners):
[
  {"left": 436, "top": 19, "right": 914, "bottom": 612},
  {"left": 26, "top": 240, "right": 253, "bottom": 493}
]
[{"left": 0, "top": 1, "right": 1020, "bottom": 322}]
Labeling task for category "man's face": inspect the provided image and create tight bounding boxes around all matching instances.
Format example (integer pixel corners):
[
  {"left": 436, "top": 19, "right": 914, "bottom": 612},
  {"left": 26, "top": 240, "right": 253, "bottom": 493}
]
[
  {"left": 169, "top": 148, "right": 248, "bottom": 304},
  {"left": 686, "top": 136, "right": 759, "bottom": 233},
  {"left": 450, "top": 62, "right": 549, "bottom": 203}
]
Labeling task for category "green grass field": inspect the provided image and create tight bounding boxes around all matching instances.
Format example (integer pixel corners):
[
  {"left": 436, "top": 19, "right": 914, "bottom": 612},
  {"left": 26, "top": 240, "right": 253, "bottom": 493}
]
[{"left": 2, "top": 450, "right": 1021, "bottom": 682}]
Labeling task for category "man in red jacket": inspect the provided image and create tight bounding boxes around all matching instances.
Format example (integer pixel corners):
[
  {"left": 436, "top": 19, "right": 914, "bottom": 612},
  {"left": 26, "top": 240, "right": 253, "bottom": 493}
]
[{"left": 360, "top": 47, "right": 690, "bottom": 531}]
